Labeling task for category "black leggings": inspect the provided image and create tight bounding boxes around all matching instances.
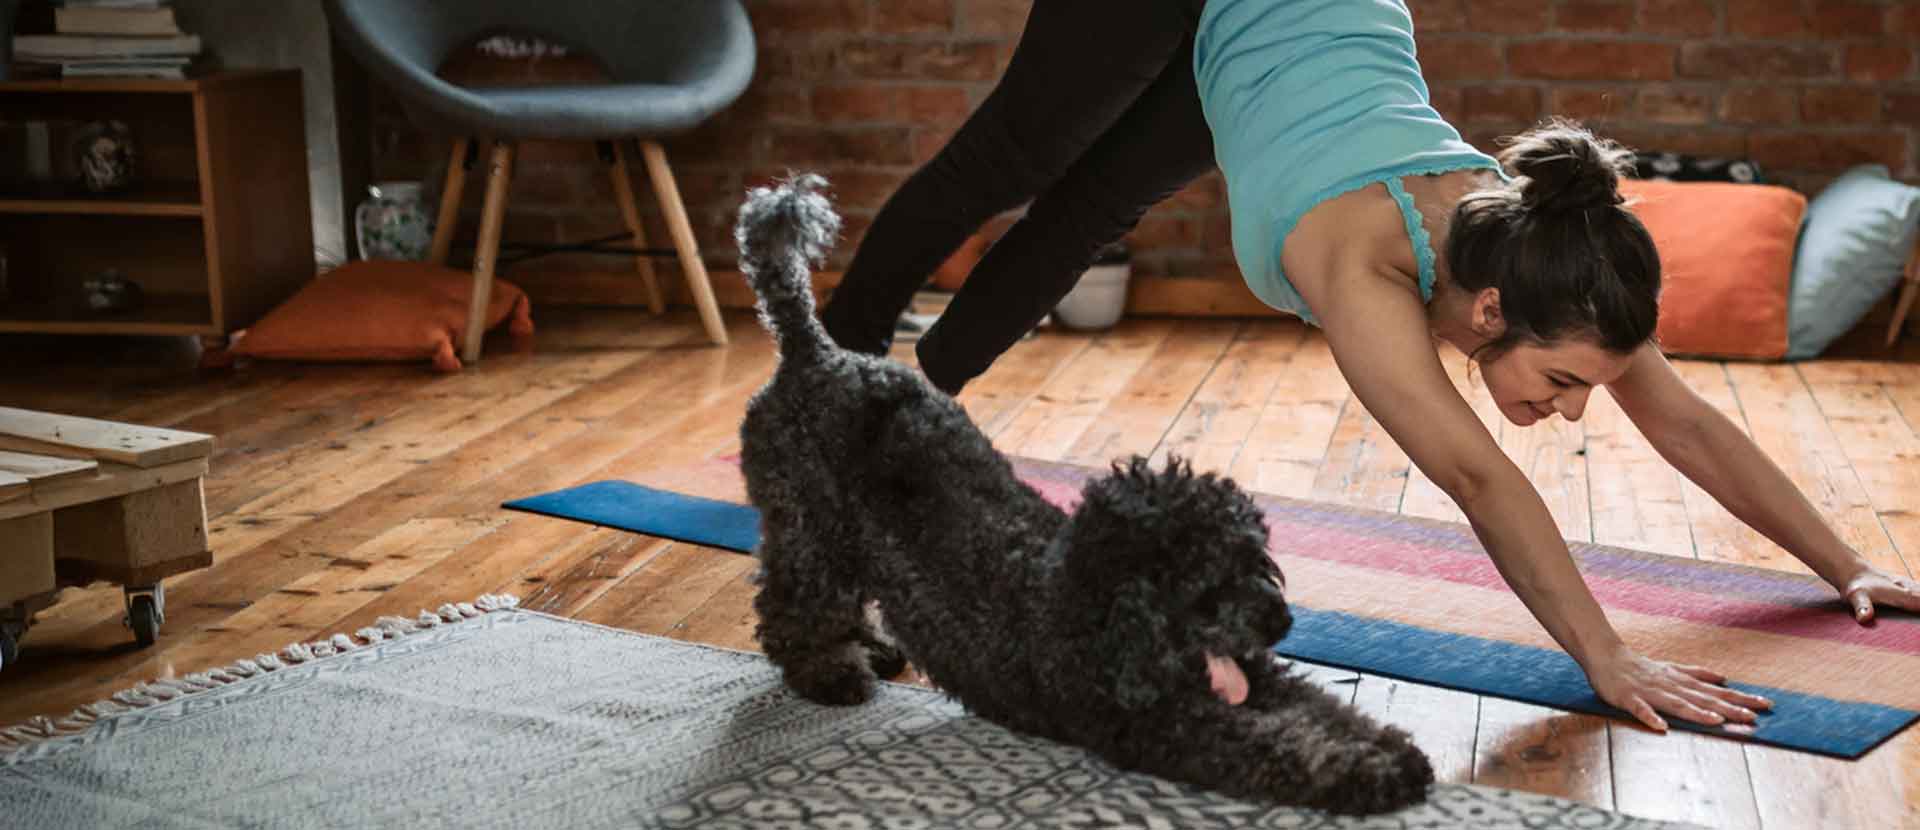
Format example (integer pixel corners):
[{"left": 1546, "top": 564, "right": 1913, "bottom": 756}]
[{"left": 819, "top": 0, "right": 1217, "bottom": 395}]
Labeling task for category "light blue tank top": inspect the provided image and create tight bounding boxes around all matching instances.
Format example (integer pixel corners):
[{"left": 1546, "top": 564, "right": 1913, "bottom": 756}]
[{"left": 1194, "top": 0, "right": 1503, "bottom": 323}]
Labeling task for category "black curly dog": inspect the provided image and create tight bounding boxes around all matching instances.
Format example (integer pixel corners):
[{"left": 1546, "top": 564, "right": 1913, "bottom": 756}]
[{"left": 733, "top": 175, "right": 1433, "bottom": 814}]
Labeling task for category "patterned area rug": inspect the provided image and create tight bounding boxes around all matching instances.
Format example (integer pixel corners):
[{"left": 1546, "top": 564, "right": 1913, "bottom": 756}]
[{"left": 1, "top": 602, "right": 1693, "bottom": 828}]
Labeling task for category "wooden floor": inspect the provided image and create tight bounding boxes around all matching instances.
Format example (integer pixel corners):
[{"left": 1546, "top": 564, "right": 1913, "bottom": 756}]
[{"left": 2, "top": 308, "right": 1917, "bottom": 829}]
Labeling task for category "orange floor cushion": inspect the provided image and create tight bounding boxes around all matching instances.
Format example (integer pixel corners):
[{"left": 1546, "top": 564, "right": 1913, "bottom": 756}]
[
  {"left": 232, "top": 260, "right": 534, "bottom": 372},
  {"left": 1621, "top": 179, "right": 1807, "bottom": 360}
]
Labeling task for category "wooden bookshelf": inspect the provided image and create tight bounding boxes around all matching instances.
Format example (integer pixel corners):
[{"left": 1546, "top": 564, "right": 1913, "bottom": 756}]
[{"left": 0, "top": 70, "right": 313, "bottom": 340}]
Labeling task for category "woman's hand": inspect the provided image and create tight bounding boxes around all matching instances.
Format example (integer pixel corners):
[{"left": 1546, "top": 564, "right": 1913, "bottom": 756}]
[
  {"left": 1584, "top": 646, "right": 1772, "bottom": 732},
  {"left": 1839, "top": 567, "right": 1920, "bottom": 624}
]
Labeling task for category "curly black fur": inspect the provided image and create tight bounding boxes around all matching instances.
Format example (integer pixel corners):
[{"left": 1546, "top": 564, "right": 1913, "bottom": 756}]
[{"left": 733, "top": 175, "right": 1434, "bottom": 815}]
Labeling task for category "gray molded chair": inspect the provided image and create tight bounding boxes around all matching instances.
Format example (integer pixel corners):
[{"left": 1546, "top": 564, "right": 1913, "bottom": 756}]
[{"left": 324, "top": 0, "right": 755, "bottom": 359}]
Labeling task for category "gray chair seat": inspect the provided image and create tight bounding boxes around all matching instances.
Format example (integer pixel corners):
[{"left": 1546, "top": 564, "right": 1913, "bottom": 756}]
[{"left": 324, "top": 0, "right": 754, "bottom": 140}]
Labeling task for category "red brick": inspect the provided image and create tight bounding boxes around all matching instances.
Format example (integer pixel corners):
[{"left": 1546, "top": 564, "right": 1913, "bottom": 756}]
[
  {"left": 1889, "top": 92, "right": 1920, "bottom": 126},
  {"left": 1680, "top": 44, "right": 1835, "bottom": 79},
  {"left": 759, "top": 44, "right": 836, "bottom": 82},
  {"left": 1603, "top": 126, "right": 1748, "bottom": 159},
  {"left": 901, "top": 85, "right": 974, "bottom": 125},
  {"left": 764, "top": 126, "right": 916, "bottom": 166},
  {"left": 507, "top": 164, "right": 582, "bottom": 208},
  {"left": 1641, "top": 0, "right": 1718, "bottom": 36},
  {"left": 839, "top": 40, "right": 1005, "bottom": 81},
  {"left": 753, "top": 0, "right": 869, "bottom": 38},
  {"left": 1556, "top": 1, "right": 1635, "bottom": 33},
  {"left": 1509, "top": 41, "right": 1675, "bottom": 81},
  {"left": 1811, "top": 1, "right": 1885, "bottom": 38},
  {"left": 1801, "top": 87, "right": 1881, "bottom": 124},
  {"left": 1636, "top": 87, "right": 1714, "bottom": 124},
  {"left": 514, "top": 139, "right": 599, "bottom": 166},
  {"left": 957, "top": 0, "right": 1028, "bottom": 36},
  {"left": 1127, "top": 215, "right": 1202, "bottom": 250},
  {"left": 1466, "top": 0, "right": 1550, "bottom": 33},
  {"left": 912, "top": 127, "right": 952, "bottom": 164},
  {"left": 1893, "top": 6, "right": 1920, "bottom": 38},
  {"left": 871, "top": 0, "right": 953, "bottom": 34},
  {"left": 1165, "top": 173, "right": 1224, "bottom": 211},
  {"left": 1550, "top": 86, "right": 1632, "bottom": 122},
  {"left": 1463, "top": 84, "right": 1542, "bottom": 122},
  {"left": 1748, "top": 130, "right": 1908, "bottom": 172},
  {"left": 1846, "top": 45, "right": 1913, "bottom": 82},
  {"left": 1429, "top": 83, "right": 1465, "bottom": 122},
  {"left": 1719, "top": 86, "right": 1800, "bottom": 124},
  {"left": 732, "top": 82, "right": 811, "bottom": 123},
  {"left": 1420, "top": 37, "right": 1504, "bottom": 81},
  {"left": 1728, "top": 0, "right": 1809, "bottom": 38},
  {"left": 1201, "top": 213, "right": 1233, "bottom": 249},
  {"left": 811, "top": 83, "right": 899, "bottom": 123},
  {"left": 819, "top": 168, "right": 908, "bottom": 210},
  {"left": 1407, "top": 0, "right": 1469, "bottom": 31}
]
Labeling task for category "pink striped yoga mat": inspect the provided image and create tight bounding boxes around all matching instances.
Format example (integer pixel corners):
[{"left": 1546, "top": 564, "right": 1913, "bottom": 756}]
[{"left": 584, "top": 456, "right": 1919, "bottom": 758}]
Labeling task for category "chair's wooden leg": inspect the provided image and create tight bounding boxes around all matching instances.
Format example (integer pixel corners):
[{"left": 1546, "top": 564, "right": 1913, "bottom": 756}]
[
  {"left": 465, "top": 141, "right": 515, "bottom": 365},
  {"left": 429, "top": 137, "right": 473, "bottom": 266},
  {"left": 1887, "top": 242, "right": 1920, "bottom": 348},
  {"left": 640, "top": 140, "right": 728, "bottom": 346},
  {"left": 1888, "top": 278, "right": 1920, "bottom": 348},
  {"left": 609, "top": 142, "right": 666, "bottom": 314}
]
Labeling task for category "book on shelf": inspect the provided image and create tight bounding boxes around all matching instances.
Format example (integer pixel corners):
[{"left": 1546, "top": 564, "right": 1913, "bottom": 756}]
[
  {"left": 55, "top": 6, "right": 181, "bottom": 37},
  {"left": 59, "top": 57, "right": 191, "bottom": 79},
  {"left": 11, "top": 34, "right": 201, "bottom": 60}
]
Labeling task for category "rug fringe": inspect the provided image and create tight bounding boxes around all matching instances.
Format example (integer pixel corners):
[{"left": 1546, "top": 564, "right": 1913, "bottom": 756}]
[{"left": 0, "top": 594, "right": 519, "bottom": 754}]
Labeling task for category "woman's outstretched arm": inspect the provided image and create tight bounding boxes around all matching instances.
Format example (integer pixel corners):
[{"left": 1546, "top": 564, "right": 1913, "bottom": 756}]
[
  {"left": 1306, "top": 263, "right": 1769, "bottom": 731},
  {"left": 1607, "top": 345, "right": 1920, "bottom": 621}
]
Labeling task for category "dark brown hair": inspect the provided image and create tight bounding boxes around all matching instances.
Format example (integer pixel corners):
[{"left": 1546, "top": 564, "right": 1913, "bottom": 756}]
[{"left": 1445, "top": 119, "right": 1661, "bottom": 362}]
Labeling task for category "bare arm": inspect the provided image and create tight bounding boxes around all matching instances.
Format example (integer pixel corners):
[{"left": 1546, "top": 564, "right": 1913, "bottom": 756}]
[
  {"left": 1310, "top": 267, "right": 1622, "bottom": 666},
  {"left": 1302, "top": 264, "right": 1768, "bottom": 729},
  {"left": 1607, "top": 345, "right": 1920, "bottom": 620}
]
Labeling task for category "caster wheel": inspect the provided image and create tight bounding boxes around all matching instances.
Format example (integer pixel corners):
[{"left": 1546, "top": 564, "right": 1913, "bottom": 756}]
[{"left": 128, "top": 595, "right": 161, "bottom": 647}]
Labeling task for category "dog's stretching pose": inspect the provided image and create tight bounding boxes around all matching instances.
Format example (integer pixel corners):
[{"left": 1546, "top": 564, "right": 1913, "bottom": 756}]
[{"left": 734, "top": 176, "right": 1433, "bottom": 815}]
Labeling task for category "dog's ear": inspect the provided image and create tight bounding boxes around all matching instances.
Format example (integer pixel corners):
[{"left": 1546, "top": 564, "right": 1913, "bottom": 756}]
[{"left": 1092, "top": 582, "right": 1189, "bottom": 710}]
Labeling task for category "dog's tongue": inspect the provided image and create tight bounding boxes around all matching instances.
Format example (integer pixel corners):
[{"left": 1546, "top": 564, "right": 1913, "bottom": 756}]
[{"left": 1206, "top": 653, "right": 1249, "bottom": 705}]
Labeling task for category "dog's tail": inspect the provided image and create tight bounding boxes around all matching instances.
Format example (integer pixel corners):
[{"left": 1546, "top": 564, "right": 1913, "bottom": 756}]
[{"left": 734, "top": 173, "right": 843, "bottom": 364}]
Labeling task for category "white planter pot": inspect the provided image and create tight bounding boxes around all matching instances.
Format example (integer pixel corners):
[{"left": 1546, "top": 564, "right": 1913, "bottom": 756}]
[{"left": 1053, "top": 262, "right": 1131, "bottom": 331}]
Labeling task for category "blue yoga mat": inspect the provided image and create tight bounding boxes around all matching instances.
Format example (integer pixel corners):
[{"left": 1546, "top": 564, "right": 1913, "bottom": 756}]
[{"left": 503, "top": 479, "right": 1915, "bottom": 758}]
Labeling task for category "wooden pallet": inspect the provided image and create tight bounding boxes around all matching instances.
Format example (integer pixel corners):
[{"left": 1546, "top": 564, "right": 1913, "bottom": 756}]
[{"left": 0, "top": 408, "right": 213, "bottom": 666}]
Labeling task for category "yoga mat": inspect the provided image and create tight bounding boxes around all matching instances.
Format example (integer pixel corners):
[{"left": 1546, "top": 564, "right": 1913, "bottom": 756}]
[{"left": 504, "top": 458, "right": 1920, "bottom": 759}]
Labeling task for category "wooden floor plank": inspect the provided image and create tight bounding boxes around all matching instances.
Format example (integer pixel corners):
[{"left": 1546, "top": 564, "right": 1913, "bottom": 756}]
[
  {"left": 995, "top": 319, "right": 1176, "bottom": 461},
  {"left": 1473, "top": 697, "right": 1615, "bottom": 805},
  {"left": 1150, "top": 321, "right": 1304, "bottom": 475},
  {"left": 1063, "top": 319, "right": 1239, "bottom": 466},
  {"left": 1725, "top": 364, "right": 1902, "bottom": 575},
  {"left": 1796, "top": 365, "right": 1920, "bottom": 576},
  {"left": 1224, "top": 328, "right": 1347, "bottom": 500}
]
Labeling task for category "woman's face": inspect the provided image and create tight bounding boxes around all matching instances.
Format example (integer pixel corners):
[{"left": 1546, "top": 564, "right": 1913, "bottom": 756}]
[{"left": 1478, "top": 339, "right": 1633, "bottom": 426}]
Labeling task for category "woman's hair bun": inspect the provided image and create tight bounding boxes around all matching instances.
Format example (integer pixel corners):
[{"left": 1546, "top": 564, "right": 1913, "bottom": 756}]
[{"left": 1500, "top": 118, "right": 1632, "bottom": 214}]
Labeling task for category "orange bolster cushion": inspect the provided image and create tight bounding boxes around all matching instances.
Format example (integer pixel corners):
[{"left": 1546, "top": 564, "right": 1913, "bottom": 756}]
[
  {"left": 231, "top": 260, "right": 534, "bottom": 372},
  {"left": 1621, "top": 179, "right": 1806, "bottom": 360}
]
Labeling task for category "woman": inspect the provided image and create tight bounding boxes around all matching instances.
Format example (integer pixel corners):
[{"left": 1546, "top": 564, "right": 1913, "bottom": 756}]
[{"left": 817, "top": 0, "right": 1920, "bottom": 731}]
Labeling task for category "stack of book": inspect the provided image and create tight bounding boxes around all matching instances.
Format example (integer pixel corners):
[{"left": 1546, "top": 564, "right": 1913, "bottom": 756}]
[{"left": 12, "top": 0, "right": 202, "bottom": 80}]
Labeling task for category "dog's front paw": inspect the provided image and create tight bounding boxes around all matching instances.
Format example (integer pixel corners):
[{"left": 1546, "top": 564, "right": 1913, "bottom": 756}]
[
  {"left": 784, "top": 651, "right": 879, "bottom": 706},
  {"left": 864, "top": 639, "right": 909, "bottom": 680}
]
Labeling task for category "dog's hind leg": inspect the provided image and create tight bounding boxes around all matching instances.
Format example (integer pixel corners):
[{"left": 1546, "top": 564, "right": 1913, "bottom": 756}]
[{"left": 752, "top": 519, "right": 880, "bottom": 705}]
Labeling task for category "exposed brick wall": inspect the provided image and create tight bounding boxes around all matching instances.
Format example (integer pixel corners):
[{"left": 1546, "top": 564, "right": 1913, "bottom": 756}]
[{"left": 364, "top": 0, "right": 1916, "bottom": 292}]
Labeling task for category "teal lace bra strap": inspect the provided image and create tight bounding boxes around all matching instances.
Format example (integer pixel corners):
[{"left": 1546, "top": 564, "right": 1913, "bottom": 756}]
[{"left": 1384, "top": 177, "right": 1438, "bottom": 303}]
